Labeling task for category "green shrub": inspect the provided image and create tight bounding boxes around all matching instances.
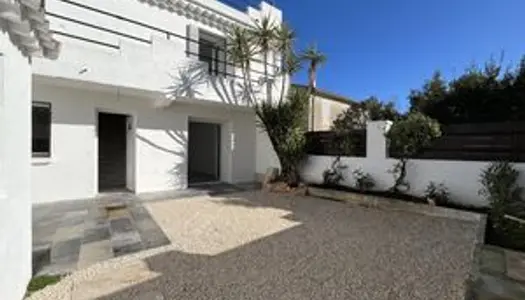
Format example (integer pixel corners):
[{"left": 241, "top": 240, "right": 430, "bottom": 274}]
[
  {"left": 424, "top": 182, "right": 450, "bottom": 206},
  {"left": 256, "top": 87, "right": 309, "bottom": 186},
  {"left": 479, "top": 162, "right": 524, "bottom": 225},
  {"left": 479, "top": 161, "right": 525, "bottom": 249},
  {"left": 352, "top": 168, "right": 375, "bottom": 191},
  {"left": 386, "top": 112, "right": 441, "bottom": 192},
  {"left": 322, "top": 157, "right": 347, "bottom": 187},
  {"left": 386, "top": 112, "right": 441, "bottom": 158}
]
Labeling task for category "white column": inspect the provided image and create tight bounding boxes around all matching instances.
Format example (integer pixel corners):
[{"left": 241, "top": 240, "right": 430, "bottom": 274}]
[
  {"left": 0, "top": 54, "right": 6, "bottom": 199},
  {"left": 0, "top": 33, "right": 33, "bottom": 300},
  {"left": 366, "top": 120, "right": 393, "bottom": 160},
  {"left": 220, "top": 121, "right": 234, "bottom": 183}
]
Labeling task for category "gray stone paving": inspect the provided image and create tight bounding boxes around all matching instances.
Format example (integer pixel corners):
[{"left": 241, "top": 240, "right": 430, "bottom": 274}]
[
  {"left": 470, "top": 245, "right": 525, "bottom": 299},
  {"left": 32, "top": 193, "right": 170, "bottom": 276}
]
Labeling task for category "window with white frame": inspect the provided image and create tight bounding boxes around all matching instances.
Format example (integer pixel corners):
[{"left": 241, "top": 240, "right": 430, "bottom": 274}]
[{"left": 32, "top": 101, "right": 51, "bottom": 157}]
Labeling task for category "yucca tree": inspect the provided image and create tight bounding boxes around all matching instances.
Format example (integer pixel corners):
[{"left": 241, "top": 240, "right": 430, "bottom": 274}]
[
  {"left": 225, "top": 18, "right": 324, "bottom": 186},
  {"left": 251, "top": 15, "right": 277, "bottom": 101},
  {"left": 226, "top": 26, "right": 257, "bottom": 103},
  {"left": 274, "top": 24, "right": 299, "bottom": 103}
]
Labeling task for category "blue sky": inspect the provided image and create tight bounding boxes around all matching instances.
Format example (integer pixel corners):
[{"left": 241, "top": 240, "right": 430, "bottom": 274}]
[{"left": 274, "top": 0, "right": 525, "bottom": 111}]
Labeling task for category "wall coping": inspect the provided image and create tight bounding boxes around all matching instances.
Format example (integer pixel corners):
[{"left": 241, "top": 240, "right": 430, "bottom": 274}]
[{"left": 140, "top": 0, "right": 278, "bottom": 30}]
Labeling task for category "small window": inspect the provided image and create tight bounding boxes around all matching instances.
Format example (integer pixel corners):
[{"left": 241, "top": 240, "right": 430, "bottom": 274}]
[
  {"left": 199, "top": 31, "right": 226, "bottom": 76},
  {"left": 32, "top": 102, "right": 51, "bottom": 157}
]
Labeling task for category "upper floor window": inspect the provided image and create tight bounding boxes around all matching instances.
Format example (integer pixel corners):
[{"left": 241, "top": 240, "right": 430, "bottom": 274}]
[
  {"left": 198, "top": 30, "right": 226, "bottom": 76},
  {"left": 32, "top": 102, "right": 51, "bottom": 157}
]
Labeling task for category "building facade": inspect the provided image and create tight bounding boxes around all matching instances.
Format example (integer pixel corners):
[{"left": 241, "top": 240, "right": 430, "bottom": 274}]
[
  {"left": 31, "top": 0, "right": 283, "bottom": 203},
  {"left": 292, "top": 84, "right": 353, "bottom": 131}
]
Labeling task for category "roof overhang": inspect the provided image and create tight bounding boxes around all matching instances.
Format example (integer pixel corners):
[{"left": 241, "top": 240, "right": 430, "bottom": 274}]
[{"left": 1, "top": 0, "right": 60, "bottom": 59}]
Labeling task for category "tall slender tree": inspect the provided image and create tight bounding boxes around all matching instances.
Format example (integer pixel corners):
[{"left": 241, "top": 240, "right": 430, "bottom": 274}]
[{"left": 301, "top": 44, "right": 326, "bottom": 130}]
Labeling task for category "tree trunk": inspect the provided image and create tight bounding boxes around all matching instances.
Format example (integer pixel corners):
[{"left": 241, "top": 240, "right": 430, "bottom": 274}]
[
  {"left": 279, "top": 71, "right": 287, "bottom": 104},
  {"left": 263, "top": 50, "right": 272, "bottom": 103},
  {"left": 308, "top": 67, "right": 316, "bottom": 131}
]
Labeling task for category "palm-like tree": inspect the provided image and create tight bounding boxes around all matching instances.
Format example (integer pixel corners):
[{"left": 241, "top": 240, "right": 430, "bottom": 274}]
[
  {"left": 274, "top": 24, "right": 299, "bottom": 102},
  {"left": 226, "top": 26, "right": 253, "bottom": 71},
  {"left": 274, "top": 23, "right": 295, "bottom": 57},
  {"left": 301, "top": 45, "right": 326, "bottom": 130},
  {"left": 226, "top": 26, "right": 257, "bottom": 102},
  {"left": 252, "top": 16, "right": 277, "bottom": 101},
  {"left": 252, "top": 16, "right": 276, "bottom": 77},
  {"left": 301, "top": 44, "right": 326, "bottom": 90}
]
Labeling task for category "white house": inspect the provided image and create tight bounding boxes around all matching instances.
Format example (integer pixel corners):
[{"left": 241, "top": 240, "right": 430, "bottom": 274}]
[
  {"left": 0, "top": 0, "right": 60, "bottom": 298},
  {"left": 31, "top": 0, "right": 282, "bottom": 203}
]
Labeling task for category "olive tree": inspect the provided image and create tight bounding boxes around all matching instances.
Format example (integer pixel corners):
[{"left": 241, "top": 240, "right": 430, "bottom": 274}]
[{"left": 386, "top": 112, "right": 441, "bottom": 192}]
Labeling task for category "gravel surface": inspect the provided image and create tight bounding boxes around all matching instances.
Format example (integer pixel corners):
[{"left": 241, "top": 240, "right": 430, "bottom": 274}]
[{"left": 27, "top": 191, "right": 482, "bottom": 300}]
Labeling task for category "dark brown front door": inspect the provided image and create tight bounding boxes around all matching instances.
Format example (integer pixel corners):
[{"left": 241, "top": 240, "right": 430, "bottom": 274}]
[{"left": 98, "top": 112, "right": 127, "bottom": 192}]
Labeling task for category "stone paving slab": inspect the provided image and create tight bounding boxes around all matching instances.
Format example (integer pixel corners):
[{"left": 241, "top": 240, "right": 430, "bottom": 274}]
[
  {"left": 506, "top": 250, "right": 525, "bottom": 282},
  {"left": 471, "top": 245, "right": 525, "bottom": 299},
  {"left": 78, "top": 240, "right": 113, "bottom": 269},
  {"left": 32, "top": 194, "right": 170, "bottom": 276}
]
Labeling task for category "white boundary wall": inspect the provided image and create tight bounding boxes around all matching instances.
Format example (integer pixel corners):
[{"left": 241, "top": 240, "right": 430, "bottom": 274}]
[{"left": 300, "top": 121, "right": 525, "bottom": 208}]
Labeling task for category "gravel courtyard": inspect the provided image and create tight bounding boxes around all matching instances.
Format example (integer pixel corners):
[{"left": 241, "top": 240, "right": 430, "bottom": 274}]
[{"left": 28, "top": 191, "right": 483, "bottom": 300}]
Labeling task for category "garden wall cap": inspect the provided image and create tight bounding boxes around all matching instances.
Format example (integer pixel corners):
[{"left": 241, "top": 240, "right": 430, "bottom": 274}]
[{"left": 1, "top": 0, "right": 60, "bottom": 60}]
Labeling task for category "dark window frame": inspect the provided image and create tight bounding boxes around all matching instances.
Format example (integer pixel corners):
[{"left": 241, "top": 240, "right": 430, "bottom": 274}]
[
  {"left": 32, "top": 101, "right": 52, "bottom": 158},
  {"left": 198, "top": 30, "right": 226, "bottom": 76}
]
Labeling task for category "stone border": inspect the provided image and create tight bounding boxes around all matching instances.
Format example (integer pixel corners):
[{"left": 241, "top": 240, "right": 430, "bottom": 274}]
[{"left": 307, "top": 186, "right": 485, "bottom": 222}]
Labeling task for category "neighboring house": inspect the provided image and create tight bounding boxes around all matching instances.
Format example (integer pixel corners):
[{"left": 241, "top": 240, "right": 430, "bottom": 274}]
[
  {"left": 31, "top": 0, "right": 283, "bottom": 203},
  {"left": 292, "top": 84, "right": 354, "bottom": 131},
  {"left": 0, "top": 0, "right": 60, "bottom": 298}
]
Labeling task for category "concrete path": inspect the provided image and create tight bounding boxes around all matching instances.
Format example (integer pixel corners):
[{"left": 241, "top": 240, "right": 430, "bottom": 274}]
[{"left": 28, "top": 191, "right": 484, "bottom": 300}]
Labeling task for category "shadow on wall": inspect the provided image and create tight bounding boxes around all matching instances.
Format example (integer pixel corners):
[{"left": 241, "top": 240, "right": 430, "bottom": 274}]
[
  {"left": 166, "top": 61, "right": 262, "bottom": 107},
  {"left": 135, "top": 129, "right": 188, "bottom": 188},
  {"left": 92, "top": 192, "right": 478, "bottom": 300}
]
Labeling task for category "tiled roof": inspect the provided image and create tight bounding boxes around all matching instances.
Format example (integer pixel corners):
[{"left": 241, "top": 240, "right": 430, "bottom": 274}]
[{"left": 1, "top": 0, "right": 60, "bottom": 59}]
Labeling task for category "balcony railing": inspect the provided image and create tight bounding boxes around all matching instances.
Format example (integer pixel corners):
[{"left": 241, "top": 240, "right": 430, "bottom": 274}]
[{"left": 47, "top": 0, "right": 279, "bottom": 80}]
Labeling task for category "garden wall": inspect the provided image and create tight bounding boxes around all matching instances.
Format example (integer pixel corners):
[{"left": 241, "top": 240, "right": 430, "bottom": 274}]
[{"left": 300, "top": 121, "right": 525, "bottom": 207}]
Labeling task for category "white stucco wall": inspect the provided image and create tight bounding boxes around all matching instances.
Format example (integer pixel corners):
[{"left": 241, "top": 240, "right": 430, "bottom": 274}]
[
  {"left": 31, "top": 81, "right": 256, "bottom": 203},
  {"left": 33, "top": 0, "right": 284, "bottom": 107},
  {"left": 0, "top": 34, "right": 33, "bottom": 300},
  {"left": 301, "top": 121, "right": 525, "bottom": 207}
]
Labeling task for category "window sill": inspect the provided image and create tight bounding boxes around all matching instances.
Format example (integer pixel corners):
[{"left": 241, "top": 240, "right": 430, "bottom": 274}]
[{"left": 32, "top": 157, "right": 53, "bottom": 166}]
